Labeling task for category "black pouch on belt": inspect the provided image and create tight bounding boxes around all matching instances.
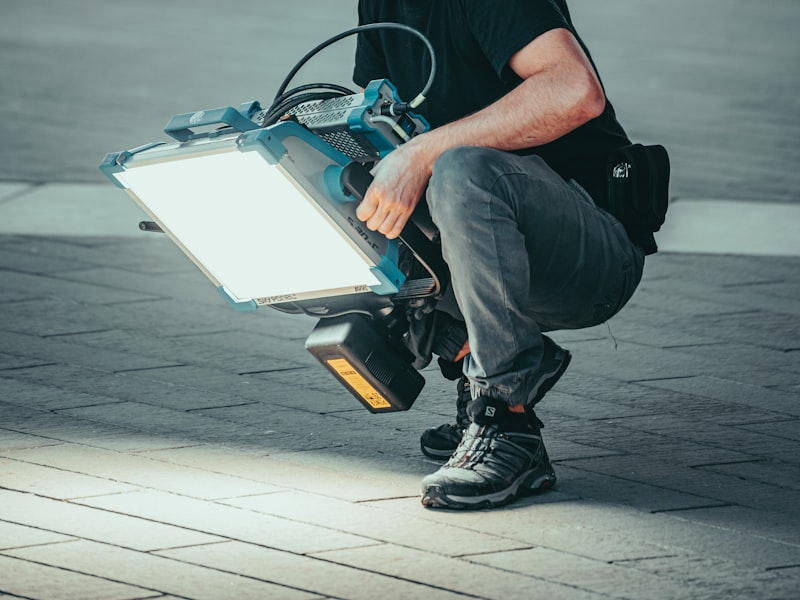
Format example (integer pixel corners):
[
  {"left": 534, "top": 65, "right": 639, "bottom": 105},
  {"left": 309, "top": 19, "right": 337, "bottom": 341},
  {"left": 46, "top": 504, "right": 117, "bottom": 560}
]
[{"left": 607, "top": 143, "right": 671, "bottom": 255}]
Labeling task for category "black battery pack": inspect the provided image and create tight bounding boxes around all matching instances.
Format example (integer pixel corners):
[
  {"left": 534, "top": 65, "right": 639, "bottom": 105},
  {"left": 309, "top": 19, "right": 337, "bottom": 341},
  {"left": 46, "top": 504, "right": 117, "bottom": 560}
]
[{"left": 305, "top": 314, "right": 425, "bottom": 413}]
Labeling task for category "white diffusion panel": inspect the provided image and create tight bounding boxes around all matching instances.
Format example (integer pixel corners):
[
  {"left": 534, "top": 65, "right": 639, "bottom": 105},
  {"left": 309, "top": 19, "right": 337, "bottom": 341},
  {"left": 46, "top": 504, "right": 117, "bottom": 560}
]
[{"left": 117, "top": 149, "right": 380, "bottom": 301}]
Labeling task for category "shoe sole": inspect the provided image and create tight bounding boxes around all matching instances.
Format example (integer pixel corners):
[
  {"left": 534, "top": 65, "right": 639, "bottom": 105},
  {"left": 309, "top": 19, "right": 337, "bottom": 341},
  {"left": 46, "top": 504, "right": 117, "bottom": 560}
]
[
  {"left": 421, "top": 468, "right": 556, "bottom": 510},
  {"left": 420, "top": 426, "right": 464, "bottom": 461},
  {"left": 420, "top": 444, "right": 457, "bottom": 461}
]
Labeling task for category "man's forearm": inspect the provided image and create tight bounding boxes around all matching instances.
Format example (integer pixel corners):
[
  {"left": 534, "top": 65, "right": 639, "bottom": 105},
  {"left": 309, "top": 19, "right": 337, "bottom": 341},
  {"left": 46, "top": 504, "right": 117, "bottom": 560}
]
[{"left": 406, "top": 28, "right": 605, "bottom": 175}]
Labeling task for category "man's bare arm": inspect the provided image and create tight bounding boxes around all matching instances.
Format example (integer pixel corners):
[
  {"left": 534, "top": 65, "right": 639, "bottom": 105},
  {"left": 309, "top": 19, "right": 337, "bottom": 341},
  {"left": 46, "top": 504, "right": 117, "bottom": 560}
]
[{"left": 356, "top": 27, "right": 605, "bottom": 239}]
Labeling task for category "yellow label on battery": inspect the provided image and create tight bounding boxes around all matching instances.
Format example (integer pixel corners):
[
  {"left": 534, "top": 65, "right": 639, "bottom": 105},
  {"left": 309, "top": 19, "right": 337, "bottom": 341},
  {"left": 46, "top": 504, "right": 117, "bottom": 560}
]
[{"left": 326, "top": 358, "right": 391, "bottom": 410}]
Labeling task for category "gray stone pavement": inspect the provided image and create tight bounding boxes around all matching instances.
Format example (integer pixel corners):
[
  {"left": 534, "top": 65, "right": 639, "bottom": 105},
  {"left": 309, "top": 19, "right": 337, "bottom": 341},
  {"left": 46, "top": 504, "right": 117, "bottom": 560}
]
[{"left": 1, "top": 1, "right": 799, "bottom": 599}]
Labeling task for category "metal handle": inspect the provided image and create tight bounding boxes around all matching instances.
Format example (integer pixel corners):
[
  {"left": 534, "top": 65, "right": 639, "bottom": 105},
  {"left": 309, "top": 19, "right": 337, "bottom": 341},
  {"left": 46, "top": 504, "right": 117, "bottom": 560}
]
[{"left": 164, "top": 105, "right": 260, "bottom": 142}]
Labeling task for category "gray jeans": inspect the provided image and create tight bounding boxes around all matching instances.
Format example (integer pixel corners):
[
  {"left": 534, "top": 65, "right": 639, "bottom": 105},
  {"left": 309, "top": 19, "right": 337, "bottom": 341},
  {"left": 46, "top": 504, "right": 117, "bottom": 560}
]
[{"left": 426, "top": 146, "right": 645, "bottom": 406}]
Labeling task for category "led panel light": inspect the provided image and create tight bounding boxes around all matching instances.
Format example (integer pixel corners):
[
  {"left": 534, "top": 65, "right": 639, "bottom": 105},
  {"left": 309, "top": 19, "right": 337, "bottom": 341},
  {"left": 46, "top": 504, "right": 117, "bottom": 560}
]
[{"left": 115, "top": 147, "right": 383, "bottom": 305}]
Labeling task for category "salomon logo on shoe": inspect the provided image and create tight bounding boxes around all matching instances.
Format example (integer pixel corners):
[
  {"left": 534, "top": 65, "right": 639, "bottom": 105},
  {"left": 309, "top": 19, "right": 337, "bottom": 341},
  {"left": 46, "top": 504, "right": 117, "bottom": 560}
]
[{"left": 485, "top": 406, "right": 496, "bottom": 418}]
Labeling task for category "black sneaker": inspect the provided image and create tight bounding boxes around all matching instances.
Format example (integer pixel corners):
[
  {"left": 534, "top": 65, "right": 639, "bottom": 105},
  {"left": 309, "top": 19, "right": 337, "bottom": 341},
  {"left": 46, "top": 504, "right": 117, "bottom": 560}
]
[
  {"left": 420, "top": 396, "right": 556, "bottom": 510},
  {"left": 419, "top": 335, "right": 570, "bottom": 461},
  {"left": 420, "top": 376, "right": 471, "bottom": 460}
]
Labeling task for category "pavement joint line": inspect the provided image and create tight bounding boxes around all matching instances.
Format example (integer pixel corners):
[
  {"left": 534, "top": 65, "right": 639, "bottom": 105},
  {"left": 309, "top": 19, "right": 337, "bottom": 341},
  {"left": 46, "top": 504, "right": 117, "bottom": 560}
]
[
  {"left": 0, "top": 362, "right": 59, "bottom": 372},
  {"left": 626, "top": 375, "right": 697, "bottom": 383},
  {"left": 690, "top": 459, "right": 766, "bottom": 469},
  {"left": 112, "top": 364, "right": 190, "bottom": 374},
  {"left": 765, "top": 564, "right": 800, "bottom": 571},
  {"left": 238, "top": 366, "right": 309, "bottom": 376},
  {"left": 186, "top": 402, "right": 260, "bottom": 412},
  {"left": 721, "top": 279, "right": 788, "bottom": 288},
  {"left": 609, "top": 554, "right": 682, "bottom": 564},
  {"left": 690, "top": 309, "right": 764, "bottom": 318},
  {"left": 0, "top": 181, "right": 44, "bottom": 206},
  {"left": 661, "top": 342, "right": 725, "bottom": 349},
  {"left": 650, "top": 503, "right": 735, "bottom": 514},
  {"left": 40, "top": 329, "right": 114, "bottom": 338}
]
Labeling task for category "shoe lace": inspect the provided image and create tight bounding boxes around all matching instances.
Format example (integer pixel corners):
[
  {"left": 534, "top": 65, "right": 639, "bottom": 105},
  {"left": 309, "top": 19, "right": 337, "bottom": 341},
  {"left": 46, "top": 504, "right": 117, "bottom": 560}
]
[
  {"left": 447, "top": 421, "right": 545, "bottom": 475},
  {"left": 447, "top": 423, "right": 497, "bottom": 469}
]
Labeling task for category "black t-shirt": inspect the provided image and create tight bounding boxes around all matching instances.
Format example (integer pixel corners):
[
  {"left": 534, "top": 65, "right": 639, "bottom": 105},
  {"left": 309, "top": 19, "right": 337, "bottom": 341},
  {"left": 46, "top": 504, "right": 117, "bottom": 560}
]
[{"left": 353, "top": 0, "right": 631, "bottom": 206}]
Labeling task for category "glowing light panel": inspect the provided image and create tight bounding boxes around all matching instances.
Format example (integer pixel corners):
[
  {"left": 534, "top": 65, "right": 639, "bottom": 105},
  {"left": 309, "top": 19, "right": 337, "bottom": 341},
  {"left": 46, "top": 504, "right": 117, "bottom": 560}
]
[{"left": 116, "top": 150, "right": 380, "bottom": 302}]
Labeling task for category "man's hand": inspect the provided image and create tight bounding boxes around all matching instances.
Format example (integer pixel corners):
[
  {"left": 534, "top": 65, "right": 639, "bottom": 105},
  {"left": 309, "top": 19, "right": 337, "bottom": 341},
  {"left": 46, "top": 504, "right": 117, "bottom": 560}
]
[{"left": 355, "top": 141, "right": 432, "bottom": 240}]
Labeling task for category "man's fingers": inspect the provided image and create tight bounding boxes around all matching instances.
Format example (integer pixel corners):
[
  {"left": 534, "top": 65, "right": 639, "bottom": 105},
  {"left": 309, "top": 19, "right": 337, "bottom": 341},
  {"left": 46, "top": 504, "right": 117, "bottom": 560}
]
[
  {"left": 382, "top": 212, "right": 411, "bottom": 239},
  {"left": 358, "top": 187, "right": 407, "bottom": 236},
  {"left": 365, "top": 201, "right": 412, "bottom": 239},
  {"left": 355, "top": 192, "right": 378, "bottom": 222}
]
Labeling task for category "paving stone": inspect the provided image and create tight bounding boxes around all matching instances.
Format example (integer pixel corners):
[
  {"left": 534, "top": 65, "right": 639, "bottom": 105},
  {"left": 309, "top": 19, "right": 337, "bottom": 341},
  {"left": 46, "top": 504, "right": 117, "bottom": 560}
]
[
  {"left": 567, "top": 454, "right": 799, "bottom": 513},
  {"left": 0, "top": 353, "right": 53, "bottom": 370},
  {"left": 0, "top": 297, "right": 131, "bottom": 337},
  {"left": 371, "top": 495, "right": 703, "bottom": 565},
  {"left": 114, "top": 360, "right": 318, "bottom": 401},
  {"left": 4, "top": 237, "right": 188, "bottom": 275},
  {"left": 2, "top": 375, "right": 127, "bottom": 411},
  {"left": 5, "top": 540, "right": 319, "bottom": 600},
  {"left": 468, "top": 546, "right": 695, "bottom": 600},
  {"left": 223, "top": 490, "right": 527, "bottom": 556},
  {"left": 2, "top": 331, "right": 187, "bottom": 373},
  {"left": 552, "top": 374, "right": 793, "bottom": 427},
  {"left": 0, "top": 428, "right": 61, "bottom": 452},
  {"left": 655, "top": 504, "right": 800, "bottom": 550},
  {"left": 0, "top": 401, "right": 198, "bottom": 453},
  {"left": 54, "top": 265, "right": 216, "bottom": 300},
  {"left": 611, "top": 553, "right": 800, "bottom": 600},
  {"left": 635, "top": 375, "right": 800, "bottom": 417},
  {"left": 140, "top": 445, "right": 421, "bottom": 503},
  {"left": 0, "top": 554, "right": 153, "bottom": 600},
  {"left": 0, "top": 269, "right": 159, "bottom": 308},
  {"left": 566, "top": 339, "right": 712, "bottom": 382},
  {"left": 0, "top": 456, "right": 139, "bottom": 499},
  {"left": 266, "top": 443, "right": 434, "bottom": 485},
  {"left": 2, "top": 364, "right": 241, "bottom": 413},
  {"left": 0, "top": 489, "right": 222, "bottom": 551},
  {"left": 542, "top": 389, "right": 665, "bottom": 420},
  {"left": 83, "top": 363, "right": 276, "bottom": 398},
  {"left": 739, "top": 418, "right": 800, "bottom": 442},
  {"left": 638, "top": 272, "right": 800, "bottom": 321},
  {"left": 542, "top": 437, "right": 621, "bottom": 462},
  {"left": 0, "top": 183, "right": 31, "bottom": 203},
  {"left": 239, "top": 365, "right": 380, "bottom": 412},
  {"left": 315, "top": 543, "right": 604, "bottom": 600},
  {"left": 602, "top": 413, "right": 800, "bottom": 465},
  {"left": 110, "top": 293, "right": 313, "bottom": 340},
  {"left": 54, "top": 399, "right": 336, "bottom": 453},
  {"left": 551, "top": 418, "right": 752, "bottom": 467},
  {"left": 372, "top": 495, "right": 800, "bottom": 572},
  {"left": 655, "top": 346, "right": 800, "bottom": 390},
  {"left": 0, "top": 245, "right": 101, "bottom": 275},
  {"left": 60, "top": 328, "right": 312, "bottom": 376},
  {"left": 550, "top": 464, "right": 733, "bottom": 514},
  {"left": 2, "top": 444, "right": 281, "bottom": 500},
  {"left": 0, "top": 521, "right": 74, "bottom": 550},
  {"left": 76, "top": 490, "right": 374, "bottom": 555},
  {"left": 159, "top": 540, "right": 469, "bottom": 600},
  {"left": 192, "top": 398, "right": 423, "bottom": 451}
]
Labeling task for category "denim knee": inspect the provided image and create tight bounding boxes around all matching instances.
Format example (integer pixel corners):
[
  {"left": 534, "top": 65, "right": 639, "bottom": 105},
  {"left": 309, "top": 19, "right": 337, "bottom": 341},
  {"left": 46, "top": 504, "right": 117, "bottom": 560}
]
[{"left": 427, "top": 146, "right": 497, "bottom": 225}]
